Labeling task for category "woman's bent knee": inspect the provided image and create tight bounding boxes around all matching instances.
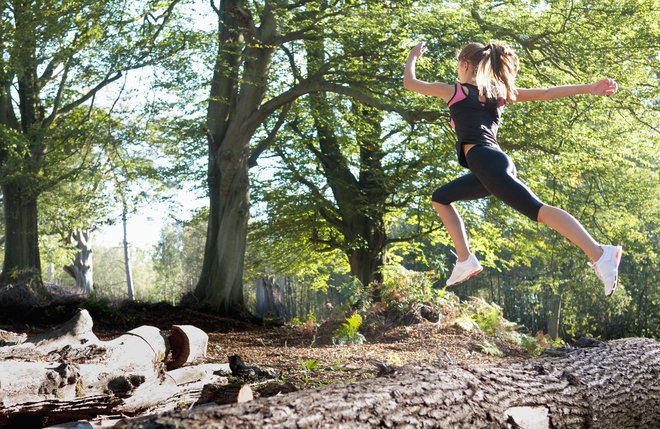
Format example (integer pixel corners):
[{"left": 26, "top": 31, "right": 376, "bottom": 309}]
[
  {"left": 432, "top": 189, "right": 451, "bottom": 205},
  {"left": 528, "top": 203, "right": 544, "bottom": 222},
  {"left": 432, "top": 201, "right": 451, "bottom": 212}
]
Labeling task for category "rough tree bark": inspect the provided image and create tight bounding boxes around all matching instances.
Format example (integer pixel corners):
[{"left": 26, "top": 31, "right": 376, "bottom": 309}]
[
  {"left": 127, "top": 338, "right": 660, "bottom": 429},
  {"left": 1, "top": 180, "right": 42, "bottom": 285}
]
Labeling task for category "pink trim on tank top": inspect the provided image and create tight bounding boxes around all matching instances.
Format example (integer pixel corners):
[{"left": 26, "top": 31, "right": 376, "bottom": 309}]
[{"left": 447, "top": 84, "right": 467, "bottom": 107}]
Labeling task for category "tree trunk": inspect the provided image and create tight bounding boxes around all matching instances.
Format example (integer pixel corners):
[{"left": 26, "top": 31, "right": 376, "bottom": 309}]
[
  {"left": 255, "top": 276, "right": 290, "bottom": 321},
  {"left": 354, "top": 103, "right": 387, "bottom": 303},
  {"left": 348, "top": 246, "right": 385, "bottom": 301},
  {"left": 195, "top": 135, "right": 250, "bottom": 315},
  {"left": 127, "top": 338, "right": 660, "bottom": 429},
  {"left": 123, "top": 208, "right": 135, "bottom": 301},
  {"left": 195, "top": 0, "right": 277, "bottom": 315},
  {"left": 0, "top": 181, "right": 42, "bottom": 284},
  {"left": 0, "top": 1, "right": 45, "bottom": 289},
  {"left": 547, "top": 291, "right": 562, "bottom": 340},
  {"left": 63, "top": 229, "right": 94, "bottom": 295}
]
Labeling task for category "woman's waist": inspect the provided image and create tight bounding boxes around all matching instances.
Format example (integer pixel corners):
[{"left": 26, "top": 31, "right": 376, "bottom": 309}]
[
  {"left": 456, "top": 137, "right": 500, "bottom": 149},
  {"left": 459, "top": 141, "right": 501, "bottom": 157},
  {"left": 454, "top": 127, "right": 498, "bottom": 142}
]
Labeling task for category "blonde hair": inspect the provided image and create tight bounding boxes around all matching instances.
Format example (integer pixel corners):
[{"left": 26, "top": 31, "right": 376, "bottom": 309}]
[{"left": 458, "top": 42, "right": 520, "bottom": 102}]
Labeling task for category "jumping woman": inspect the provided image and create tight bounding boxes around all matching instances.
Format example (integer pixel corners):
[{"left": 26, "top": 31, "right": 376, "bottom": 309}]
[{"left": 403, "top": 41, "right": 622, "bottom": 295}]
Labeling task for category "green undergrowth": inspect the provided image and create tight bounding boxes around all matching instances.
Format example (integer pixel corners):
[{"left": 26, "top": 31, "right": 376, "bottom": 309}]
[
  {"left": 337, "top": 265, "right": 566, "bottom": 358},
  {"left": 332, "top": 313, "right": 366, "bottom": 345},
  {"left": 282, "top": 272, "right": 561, "bottom": 389},
  {"left": 452, "top": 297, "right": 564, "bottom": 356}
]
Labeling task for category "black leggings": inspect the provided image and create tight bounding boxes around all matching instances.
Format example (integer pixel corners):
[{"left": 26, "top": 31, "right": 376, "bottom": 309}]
[{"left": 432, "top": 145, "right": 544, "bottom": 221}]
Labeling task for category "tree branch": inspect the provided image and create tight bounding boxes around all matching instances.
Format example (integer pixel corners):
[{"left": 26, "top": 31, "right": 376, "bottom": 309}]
[
  {"left": 248, "top": 102, "right": 291, "bottom": 168},
  {"left": 318, "top": 83, "right": 446, "bottom": 124},
  {"left": 210, "top": 0, "right": 219, "bottom": 15},
  {"left": 0, "top": 80, "right": 20, "bottom": 131},
  {"left": 385, "top": 224, "right": 443, "bottom": 245},
  {"left": 42, "top": 56, "right": 73, "bottom": 129},
  {"left": 273, "top": 145, "right": 343, "bottom": 230},
  {"left": 280, "top": 44, "right": 303, "bottom": 83},
  {"left": 47, "top": 71, "right": 123, "bottom": 124},
  {"left": 278, "top": 3, "right": 364, "bottom": 43},
  {"left": 252, "top": 79, "right": 445, "bottom": 135},
  {"left": 627, "top": 106, "right": 660, "bottom": 134}
]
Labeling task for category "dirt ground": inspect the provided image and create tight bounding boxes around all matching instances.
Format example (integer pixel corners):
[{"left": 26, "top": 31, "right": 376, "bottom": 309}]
[
  {"left": 204, "top": 320, "right": 528, "bottom": 389},
  {"left": 0, "top": 300, "right": 529, "bottom": 391}
]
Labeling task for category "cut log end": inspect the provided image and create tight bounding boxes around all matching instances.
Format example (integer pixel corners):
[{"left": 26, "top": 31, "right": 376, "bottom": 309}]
[
  {"left": 237, "top": 385, "right": 253, "bottom": 403},
  {"left": 167, "top": 325, "right": 208, "bottom": 370}
]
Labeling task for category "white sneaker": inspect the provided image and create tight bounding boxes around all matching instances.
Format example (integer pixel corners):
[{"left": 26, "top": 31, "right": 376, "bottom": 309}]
[
  {"left": 446, "top": 254, "right": 483, "bottom": 286},
  {"left": 591, "top": 245, "right": 622, "bottom": 296}
]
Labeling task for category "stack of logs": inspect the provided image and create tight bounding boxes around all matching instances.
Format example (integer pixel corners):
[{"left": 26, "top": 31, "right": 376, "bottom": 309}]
[{"left": 0, "top": 310, "right": 262, "bottom": 428}]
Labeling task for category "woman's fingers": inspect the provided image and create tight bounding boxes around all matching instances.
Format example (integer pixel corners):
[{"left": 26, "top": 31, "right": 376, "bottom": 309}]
[
  {"left": 595, "top": 78, "right": 618, "bottom": 96},
  {"left": 606, "top": 78, "right": 618, "bottom": 95},
  {"left": 410, "top": 41, "right": 427, "bottom": 58}
]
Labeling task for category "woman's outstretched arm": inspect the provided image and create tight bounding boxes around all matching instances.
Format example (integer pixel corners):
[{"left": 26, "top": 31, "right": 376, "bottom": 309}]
[
  {"left": 514, "top": 78, "right": 618, "bottom": 102},
  {"left": 403, "top": 42, "right": 455, "bottom": 102}
]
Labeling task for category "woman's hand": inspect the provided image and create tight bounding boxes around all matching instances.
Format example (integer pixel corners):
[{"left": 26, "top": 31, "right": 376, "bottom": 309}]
[
  {"left": 408, "top": 42, "right": 428, "bottom": 60},
  {"left": 591, "top": 78, "right": 618, "bottom": 96}
]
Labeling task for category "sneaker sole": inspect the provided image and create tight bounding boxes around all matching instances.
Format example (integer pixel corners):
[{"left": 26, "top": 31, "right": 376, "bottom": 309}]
[
  {"left": 606, "top": 246, "right": 622, "bottom": 297},
  {"left": 446, "top": 267, "right": 483, "bottom": 287}
]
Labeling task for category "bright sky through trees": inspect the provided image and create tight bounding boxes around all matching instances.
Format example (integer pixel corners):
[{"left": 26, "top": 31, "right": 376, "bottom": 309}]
[{"left": 92, "top": 1, "right": 216, "bottom": 249}]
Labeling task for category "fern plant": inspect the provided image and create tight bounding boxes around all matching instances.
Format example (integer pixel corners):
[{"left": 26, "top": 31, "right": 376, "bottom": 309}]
[
  {"left": 332, "top": 313, "right": 366, "bottom": 345},
  {"left": 475, "top": 340, "right": 503, "bottom": 357}
]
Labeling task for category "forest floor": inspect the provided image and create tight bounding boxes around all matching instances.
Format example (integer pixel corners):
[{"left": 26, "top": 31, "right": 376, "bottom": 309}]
[{"left": 0, "top": 299, "right": 532, "bottom": 393}]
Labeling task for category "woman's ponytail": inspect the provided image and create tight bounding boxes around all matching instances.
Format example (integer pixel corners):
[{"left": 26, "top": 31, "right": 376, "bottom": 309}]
[{"left": 459, "top": 42, "right": 519, "bottom": 102}]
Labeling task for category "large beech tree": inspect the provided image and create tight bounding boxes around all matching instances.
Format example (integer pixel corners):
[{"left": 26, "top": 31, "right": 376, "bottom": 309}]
[
  {"left": 0, "top": 0, "right": 185, "bottom": 286},
  {"left": 196, "top": 0, "right": 431, "bottom": 313}
]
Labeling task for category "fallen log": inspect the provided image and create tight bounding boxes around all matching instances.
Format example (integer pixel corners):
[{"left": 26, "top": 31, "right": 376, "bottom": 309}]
[
  {"left": 0, "top": 311, "right": 169, "bottom": 409},
  {"left": 126, "top": 337, "right": 660, "bottom": 429},
  {"left": 0, "top": 310, "right": 225, "bottom": 428}
]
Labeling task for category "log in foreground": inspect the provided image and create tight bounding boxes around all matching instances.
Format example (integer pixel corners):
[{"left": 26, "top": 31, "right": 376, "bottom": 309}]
[
  {"left": 0, "top": 310, "right": 227, "bottom": 428},
  {"left": 128, "top": 338, "right": 660, "bottom": 429}
]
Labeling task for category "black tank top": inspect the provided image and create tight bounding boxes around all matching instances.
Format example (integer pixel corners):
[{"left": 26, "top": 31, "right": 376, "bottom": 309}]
[{"left": 448, "top": 83, "right": 505, "bottom": 167}]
